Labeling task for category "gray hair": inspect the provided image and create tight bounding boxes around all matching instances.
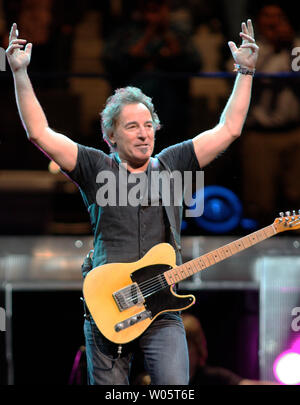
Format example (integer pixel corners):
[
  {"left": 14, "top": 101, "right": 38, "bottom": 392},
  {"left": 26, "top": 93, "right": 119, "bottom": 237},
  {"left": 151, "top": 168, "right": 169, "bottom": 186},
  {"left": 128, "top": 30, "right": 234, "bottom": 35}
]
[{"left": 100, "top": 86, "right": 161, "bottom": 148}]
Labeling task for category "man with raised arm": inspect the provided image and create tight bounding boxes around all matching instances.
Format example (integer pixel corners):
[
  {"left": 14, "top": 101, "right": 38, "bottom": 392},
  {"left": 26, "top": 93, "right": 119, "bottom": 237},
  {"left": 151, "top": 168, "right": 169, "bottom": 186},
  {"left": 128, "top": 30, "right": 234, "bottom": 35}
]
[{"left": 6, "top": 21, "right": 258, "bottom": 385}]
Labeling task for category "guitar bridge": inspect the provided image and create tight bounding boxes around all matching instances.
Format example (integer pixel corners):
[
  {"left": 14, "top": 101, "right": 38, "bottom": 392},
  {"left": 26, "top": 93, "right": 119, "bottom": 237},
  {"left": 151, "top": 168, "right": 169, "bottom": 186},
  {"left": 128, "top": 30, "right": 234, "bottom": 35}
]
[
  {"left": 113, "top": 282, "right": 144, "bottom": 312},
  {"left": 115, "top": 310, "right": 152, "bottom": 332}
]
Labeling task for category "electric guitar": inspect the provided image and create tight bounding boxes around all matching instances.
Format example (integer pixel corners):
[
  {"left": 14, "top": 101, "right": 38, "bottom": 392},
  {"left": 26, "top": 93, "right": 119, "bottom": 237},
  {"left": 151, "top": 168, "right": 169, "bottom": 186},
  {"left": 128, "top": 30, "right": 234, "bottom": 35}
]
[{"left": 83, "top": 212, "right": 300, "bottom": 344}]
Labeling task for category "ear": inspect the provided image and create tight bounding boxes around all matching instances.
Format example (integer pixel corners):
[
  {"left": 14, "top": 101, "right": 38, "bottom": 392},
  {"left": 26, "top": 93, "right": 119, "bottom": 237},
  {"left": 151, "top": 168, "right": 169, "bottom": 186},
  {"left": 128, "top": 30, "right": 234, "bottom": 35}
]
[{"left": 107, "top": 131, "right": 116, "bottom": 146}]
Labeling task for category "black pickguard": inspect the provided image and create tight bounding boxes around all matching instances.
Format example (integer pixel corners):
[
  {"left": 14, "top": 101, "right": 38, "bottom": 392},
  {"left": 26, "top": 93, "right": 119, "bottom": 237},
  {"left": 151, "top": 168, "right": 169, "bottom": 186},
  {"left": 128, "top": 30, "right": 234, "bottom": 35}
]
[{"left": 130, "top": 264, "right": 194, "bottom": 318}]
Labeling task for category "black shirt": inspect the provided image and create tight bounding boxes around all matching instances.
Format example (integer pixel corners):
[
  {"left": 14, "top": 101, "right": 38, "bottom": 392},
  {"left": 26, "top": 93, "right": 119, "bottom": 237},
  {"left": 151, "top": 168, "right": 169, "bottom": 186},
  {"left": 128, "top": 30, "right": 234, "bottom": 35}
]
[{"left": 66, "top": 140, "right": 200, "bottom": 273}]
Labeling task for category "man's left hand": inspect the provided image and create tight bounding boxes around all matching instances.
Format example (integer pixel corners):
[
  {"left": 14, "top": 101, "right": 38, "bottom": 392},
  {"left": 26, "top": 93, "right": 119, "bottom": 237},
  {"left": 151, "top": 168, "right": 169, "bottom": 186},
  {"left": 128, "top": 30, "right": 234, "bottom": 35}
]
[{"left": 228, "top": 19, "right": 259, "bottom": 70}]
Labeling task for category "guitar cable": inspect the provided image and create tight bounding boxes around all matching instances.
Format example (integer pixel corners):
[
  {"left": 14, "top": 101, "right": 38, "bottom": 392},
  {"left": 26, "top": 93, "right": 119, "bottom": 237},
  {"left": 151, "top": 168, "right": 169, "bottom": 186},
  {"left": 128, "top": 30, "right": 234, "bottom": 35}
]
[
  {"left": 81, "top": 297, "right": 123, "bottom": 371},
  {"left": 88, "top": 315, "right": 123, "bottom": 371},
  {"left": 81, "top": 251, "right": 123, "bottom": 371}
]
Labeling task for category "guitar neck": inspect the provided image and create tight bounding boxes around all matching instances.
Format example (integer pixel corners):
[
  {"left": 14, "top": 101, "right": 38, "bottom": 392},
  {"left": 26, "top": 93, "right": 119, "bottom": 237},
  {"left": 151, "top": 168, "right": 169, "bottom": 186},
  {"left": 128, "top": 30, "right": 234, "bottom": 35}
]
[{"left": 164, "top": 224, "right": 277, "bottom": 286}]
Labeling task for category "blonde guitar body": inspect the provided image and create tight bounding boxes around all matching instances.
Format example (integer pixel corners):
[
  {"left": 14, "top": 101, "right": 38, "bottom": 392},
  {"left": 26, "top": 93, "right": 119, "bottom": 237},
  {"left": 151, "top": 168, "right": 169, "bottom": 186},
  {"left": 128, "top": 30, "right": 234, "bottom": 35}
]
[{"left": 83, "top": 243, "right": 195, "bottom": 344}]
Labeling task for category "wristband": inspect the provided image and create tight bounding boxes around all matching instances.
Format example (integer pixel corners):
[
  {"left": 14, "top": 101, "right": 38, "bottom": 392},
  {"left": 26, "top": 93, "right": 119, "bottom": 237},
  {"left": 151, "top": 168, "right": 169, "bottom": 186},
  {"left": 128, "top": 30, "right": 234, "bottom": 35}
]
[{"left": 233, "top": 63, "right": 255, "bottom": 76}]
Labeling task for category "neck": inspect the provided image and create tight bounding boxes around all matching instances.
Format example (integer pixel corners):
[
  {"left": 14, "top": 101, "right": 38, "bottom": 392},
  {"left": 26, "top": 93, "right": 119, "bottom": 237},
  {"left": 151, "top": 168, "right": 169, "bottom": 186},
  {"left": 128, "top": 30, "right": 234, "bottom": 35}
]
[{"left": 164, "top": 224, "right": 277, "bottom": 286}]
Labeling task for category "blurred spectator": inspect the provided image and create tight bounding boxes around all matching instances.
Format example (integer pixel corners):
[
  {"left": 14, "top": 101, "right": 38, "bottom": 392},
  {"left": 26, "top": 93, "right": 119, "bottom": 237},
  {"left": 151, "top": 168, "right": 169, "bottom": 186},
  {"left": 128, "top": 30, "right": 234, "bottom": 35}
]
[
  {"left": 69, "top": 8, "right": 111, "bottom": 139},
  {"left": 102, "top": 0, "right": 202, "bottom": 149},
  {"left": 0, "top": 0, "right": 85, "bottom": 169},
  {"left": 182, "top": 313, "right": 279, "bottom": 385},
  {"left": 189, "top": 18, "right": 229, "bottom": 120},
  {"left": 240, "top": 4, "right": 300, "bottom": 225},
  {"left": 1, "top": 0, "right": 84, "bottom": 74},
  {"left": 16, "top": 0, "right": 56, "bottom": 74},
  {"left": 100, "top": 0, "right": 138, "bottom": 40},
  {"left": 220, "top": 0, "right": 249, "bottom": 43},
  {"left": 18, "top": 0, "right": 53, "bottom": 44}
]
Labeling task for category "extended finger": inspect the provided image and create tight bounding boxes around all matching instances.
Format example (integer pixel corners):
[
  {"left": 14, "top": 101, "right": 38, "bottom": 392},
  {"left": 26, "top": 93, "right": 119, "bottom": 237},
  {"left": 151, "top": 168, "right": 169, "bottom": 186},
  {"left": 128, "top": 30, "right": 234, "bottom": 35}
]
[
  {"left": 24, "top": 43, "right": 32, "bottom": 55},
  {"left": 228, "top": 41, "right": 238, "bottom": 54},
  {"left": 241, "top": 22, "right": 248, "bottom": 36},
  {"left": 247, "top": 19, "right": 254, "bottom": 39},
  {"left": 9, "top": 23, "right": 18, "bottom": 43}
]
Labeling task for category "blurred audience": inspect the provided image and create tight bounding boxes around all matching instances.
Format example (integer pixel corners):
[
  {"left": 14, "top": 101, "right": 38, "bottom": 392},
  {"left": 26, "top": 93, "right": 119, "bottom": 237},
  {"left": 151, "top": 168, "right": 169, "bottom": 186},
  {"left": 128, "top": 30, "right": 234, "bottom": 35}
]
[
  {"left": 2, "top": 0, "right": 300, "bottom": 221},
  {"left": 102, "top": 0, "right": 202, "bottom": 148},
  {"left": 69, "top": 8, "right": 110, "bottom": 139},
  {"left": 0, "top": 0, "right": 85, "bottom": 74},
  {"left": 240, "top": 4, "right": 300, "bottom": 225},
  {"left": 189, "top": 18, "right": 229, "bottom": 128},
  {"left": 5, "top": 0, "right": 57, "bottom": 74},
  {"left": 220, "top": 0, "right": 249, "bottom": 43}
]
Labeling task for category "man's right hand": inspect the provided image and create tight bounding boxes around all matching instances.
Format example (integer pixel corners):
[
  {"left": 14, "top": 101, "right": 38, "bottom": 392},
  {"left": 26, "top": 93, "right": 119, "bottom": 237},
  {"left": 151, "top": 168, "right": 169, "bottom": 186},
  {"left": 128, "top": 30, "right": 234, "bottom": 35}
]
[{"left": 6, "top": 23, "right": 32, "bottom": 73}]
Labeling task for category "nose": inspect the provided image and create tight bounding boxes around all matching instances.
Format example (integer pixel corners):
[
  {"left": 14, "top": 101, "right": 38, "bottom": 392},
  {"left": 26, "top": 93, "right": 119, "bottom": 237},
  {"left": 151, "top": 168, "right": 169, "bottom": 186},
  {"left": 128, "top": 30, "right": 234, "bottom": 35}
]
[{"left": 137, "top": 126, "right": 147, "bottom": 139}]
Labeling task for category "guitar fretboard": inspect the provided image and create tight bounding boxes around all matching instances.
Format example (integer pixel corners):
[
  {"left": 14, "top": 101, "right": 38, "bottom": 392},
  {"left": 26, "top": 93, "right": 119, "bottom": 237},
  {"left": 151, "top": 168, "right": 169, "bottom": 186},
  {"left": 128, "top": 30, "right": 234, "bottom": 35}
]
[{"left": 164, "top": 224, "right": 277, "bottom": 286}]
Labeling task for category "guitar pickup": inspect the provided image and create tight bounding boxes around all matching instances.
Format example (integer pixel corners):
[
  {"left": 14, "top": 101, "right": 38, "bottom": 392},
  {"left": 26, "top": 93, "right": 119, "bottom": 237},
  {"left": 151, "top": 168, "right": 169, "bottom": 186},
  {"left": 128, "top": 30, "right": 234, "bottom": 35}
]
[
  {"left": 113, "top": 282, "right": 144, "bottom": 312},
  {"left": 114, "top": 310, "right": 152, "bottom": 332}
]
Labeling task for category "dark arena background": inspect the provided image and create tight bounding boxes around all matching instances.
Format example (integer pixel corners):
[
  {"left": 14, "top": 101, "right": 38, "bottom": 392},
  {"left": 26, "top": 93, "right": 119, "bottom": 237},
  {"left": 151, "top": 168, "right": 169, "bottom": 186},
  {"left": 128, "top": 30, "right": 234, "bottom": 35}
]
[{"left": 1, "top": 0, "right": 300, "bottom": 388}]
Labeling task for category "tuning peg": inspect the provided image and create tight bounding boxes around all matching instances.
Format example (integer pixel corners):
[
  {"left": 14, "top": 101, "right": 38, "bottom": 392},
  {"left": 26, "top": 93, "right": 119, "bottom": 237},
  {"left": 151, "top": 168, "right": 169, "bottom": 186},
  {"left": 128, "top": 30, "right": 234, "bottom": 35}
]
[
  {"left": 293, "top": 210, "right": 296, "bottom": 215},
  {"left": 285, "top": 211, "right": 291, "bottom": 217},
  {"left": 279, "top": 212, "right": 284, "bottom": 217}
]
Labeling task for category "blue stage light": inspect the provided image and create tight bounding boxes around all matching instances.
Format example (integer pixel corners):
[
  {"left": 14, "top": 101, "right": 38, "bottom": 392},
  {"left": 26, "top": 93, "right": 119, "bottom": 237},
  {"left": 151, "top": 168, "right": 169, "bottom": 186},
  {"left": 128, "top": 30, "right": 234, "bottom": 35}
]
[{"left": 195, "top": 185, "right": 242, "bottom": 233}]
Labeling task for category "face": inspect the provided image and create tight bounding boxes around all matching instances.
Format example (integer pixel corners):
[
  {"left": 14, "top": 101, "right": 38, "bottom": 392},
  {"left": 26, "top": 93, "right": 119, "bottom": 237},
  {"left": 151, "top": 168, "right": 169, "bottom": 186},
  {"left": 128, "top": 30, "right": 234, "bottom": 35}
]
[
  {"left": 258, "top": 5, "right": 287, "bottom": 39},
  {"left": 110, "top": 103, "right": 155, "bottom": 170}
]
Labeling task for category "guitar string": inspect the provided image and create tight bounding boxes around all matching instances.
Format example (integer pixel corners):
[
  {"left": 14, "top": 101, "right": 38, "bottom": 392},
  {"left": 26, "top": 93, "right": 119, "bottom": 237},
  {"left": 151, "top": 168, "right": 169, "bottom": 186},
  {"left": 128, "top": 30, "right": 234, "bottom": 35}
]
[
  {"left": 125, "top": 280, "right": 168, "bottom": 305},
  {"left": 122, "top": 271, "right": 169, "bottom": 297},
  {"left": 126, "top": 274, "right": 192, "bottom": 304},
  {"left": 119, "top": 274, "right": 170, "bottom": 305},
  {"left": 120, "top": 262, "right": 198, "bottom": 305},
  {"left": 131, "top": 262, "right": 193, "bottom": 294},
  {"left": 122, "top": 266, "right": 193, "bottom": 305},
  {"left": 123, "top": 250, "right": 237, "bottom": 304},
  {"left": 121, "top": 274, "right": 168, "bottom": 303},
  {"left": 121, "top": 268, "right": 176, "bottom": 299},
  {"left": 123, "top": 254, "right": 214, "bottom": 303},
  {"left": 121, "top": 242, "right": 231, "bottom": 304}
]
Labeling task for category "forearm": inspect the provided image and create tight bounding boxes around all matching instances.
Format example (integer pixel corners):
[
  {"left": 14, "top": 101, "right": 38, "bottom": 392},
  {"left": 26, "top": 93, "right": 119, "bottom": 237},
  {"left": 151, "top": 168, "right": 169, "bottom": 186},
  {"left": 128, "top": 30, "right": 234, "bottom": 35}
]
[
  {"left": 193, "top": 73, "right": 254, "bottom": 168},
  {"left": 219, "top": 73, "right": 253, "bottom": 137},
  {"left": 13, "top": 69, "right": 48, "bottom": 141}
]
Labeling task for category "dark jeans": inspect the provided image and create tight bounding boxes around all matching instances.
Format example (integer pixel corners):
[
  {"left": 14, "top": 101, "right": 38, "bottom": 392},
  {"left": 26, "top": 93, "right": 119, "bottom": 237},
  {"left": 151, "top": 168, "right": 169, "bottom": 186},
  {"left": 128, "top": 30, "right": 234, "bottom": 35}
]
[{"left": 84, "top": 313, "right": 189, "bottom": 385}]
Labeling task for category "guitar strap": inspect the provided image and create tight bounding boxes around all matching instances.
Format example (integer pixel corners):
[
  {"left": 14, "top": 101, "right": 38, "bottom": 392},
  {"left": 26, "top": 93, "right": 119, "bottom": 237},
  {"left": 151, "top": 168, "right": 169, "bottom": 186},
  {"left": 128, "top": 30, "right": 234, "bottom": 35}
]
[{"left": 151, "top": 156, "right": 183, "bottom": 265}]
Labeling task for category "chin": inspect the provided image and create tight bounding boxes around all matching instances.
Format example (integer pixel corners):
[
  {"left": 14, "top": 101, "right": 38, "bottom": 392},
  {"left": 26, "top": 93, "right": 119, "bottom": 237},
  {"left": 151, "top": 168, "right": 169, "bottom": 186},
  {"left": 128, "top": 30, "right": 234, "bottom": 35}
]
[{"left": 136, "top": 149, "right": 152, "bottom": 160}]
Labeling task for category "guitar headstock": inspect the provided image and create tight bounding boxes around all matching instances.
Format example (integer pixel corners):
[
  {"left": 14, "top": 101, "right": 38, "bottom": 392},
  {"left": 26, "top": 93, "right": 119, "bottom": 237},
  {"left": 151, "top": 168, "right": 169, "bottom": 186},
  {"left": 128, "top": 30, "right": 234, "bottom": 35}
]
[{"left": 273, "top": 210, "right": 300, "bottom": 233}]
